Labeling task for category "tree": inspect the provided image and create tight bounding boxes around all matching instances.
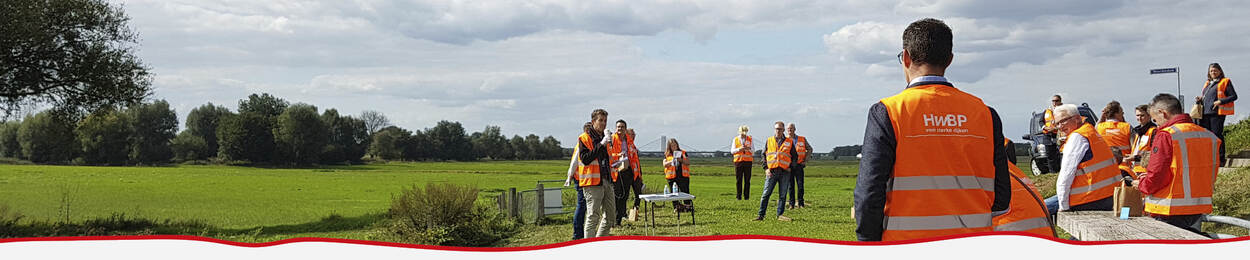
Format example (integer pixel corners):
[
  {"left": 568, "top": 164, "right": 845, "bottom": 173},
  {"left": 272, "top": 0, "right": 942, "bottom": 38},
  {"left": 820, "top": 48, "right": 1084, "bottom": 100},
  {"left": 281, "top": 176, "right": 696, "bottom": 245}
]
[
  {"left": 509, "top": 135, "right": 528, "bottom": 160},
  {"left": 2, "top": 0, "right": 152, "bottom": 115},
  {"left": 170, "top": 130, "right": 208, "bottom": 162},
  {"left": 126, "top": 100, "right": 177, "bottom": 164},
  {"left": 17, "top": 111, "right": 78, "bottom": 163},
  {"left": 321, "top": 109, "right": 369, "bottom": 164},
  {"left": 216, "top": 113, "right": 275, "bottom": 163},
  {"left": 238, "top": 93, "right": 288, "bottom": 119},
  {"left": 273, "top": 103, "right": 326, "bottom": 164},
  {"left": 76, "top": 109, "right": 131, "bottom": 165},
  {"left": 541, "top": 136, "right": 562, "bottom": 159},
  {"left": 0, "top": 120, "right": 21, "bottom": 158},
  {"left": 524, "top": 134, "right": 542, "bottom": 160},
  {"left": 369, "top": 126, "right": 411, "bottom": 161},
  {"left": 405, "top": 130, "right": 434, "bottom": 161},
  {"left": 359, "top": 110, "right": 390, "bottom": 135},
  {"left": 427, "top": 121, "right": 473, "bottom": 161},
  {"left": 470, "top": 125, "right": 509, "bottom": 160},
  {"left": 184, "top": 103, "right": 232, "bottom": 159}
]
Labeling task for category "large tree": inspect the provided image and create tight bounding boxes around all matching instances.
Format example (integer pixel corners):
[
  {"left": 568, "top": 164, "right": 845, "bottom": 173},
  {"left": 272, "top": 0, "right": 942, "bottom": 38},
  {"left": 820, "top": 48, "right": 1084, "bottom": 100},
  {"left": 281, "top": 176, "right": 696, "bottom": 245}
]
[
  {"left": 1, "top": 0, "right": 152, "bottom": 115},
  {"left": 126, "top": 100, "right": 177, "bottom": 164},
  {"left": 76, "top": 109, "right": 131, "bottom": 165},
  {"left": 17, "top": 111, "right": 78, "bottom": 163},
  {"left": 184, "top": 103, "right": 232, "bottom": 159},
  {"left": 369, "top": 126, "right": 411, "bottom": 161},
  {"left": 273, "top": 103, "right": 326, "bottom": 164},
  {"left": 0, "top": 121, "right": 21, "bottom": 158},
  {"left": 359, "top": 110, "right": 390, "bottom": 135},
  {"left": 216, "top": 113, "right": 275, "bottom": 163},
  {"left": 321, "top": 109, "right": 369, "bottom": 164},
  {"left": 427, "top": 120, "right": 473, "bottom": 161},
  {"left": 238, "top": 93, "right": 288, "bottom": 119}
]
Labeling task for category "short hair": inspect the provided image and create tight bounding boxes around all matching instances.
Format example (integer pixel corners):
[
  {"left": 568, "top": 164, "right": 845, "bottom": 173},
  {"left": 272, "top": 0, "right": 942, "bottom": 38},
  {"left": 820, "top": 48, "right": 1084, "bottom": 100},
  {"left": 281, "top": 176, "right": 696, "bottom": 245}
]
[
  {"left": 1052, "top": 104, "right": 1080, "bottom": 122},
  {"left": 774, "top": 121, "right": 785, "bottom": 128},
  {"left": 1100, "top": 101, "right": 1122, "bottom": 122},
  {"left": 616, "top": 119, "right": 627, "bottom": 126},
  {"left": 739, "top": 125, "right": 749, "bottom": 133},
  {"left": 583, "top": 122, "right": 592, "bottom": 133},
  {"left": 1052, "top": 94, "right": 1063, "bottom": 100},
  {"left": 902, "top": 18, "right": 953, "bottom": 67},
  {"left": 1135, "top": 104, "right": 1150, "bottom": 114},
  {"left": 591, "top": 109, "right": 608, "bottom": 120},
  {"left": 1151, "top": 93, "right": 1183, "bottom": 115},
  {"left": 787, "top": 123, "right": 797, "bottom": 129}
]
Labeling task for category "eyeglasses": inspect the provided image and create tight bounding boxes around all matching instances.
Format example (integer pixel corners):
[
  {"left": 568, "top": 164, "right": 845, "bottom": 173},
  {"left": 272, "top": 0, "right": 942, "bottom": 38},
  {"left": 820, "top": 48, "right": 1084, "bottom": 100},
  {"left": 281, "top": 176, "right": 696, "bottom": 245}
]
[{"left": 897, "top": 51, "right": 904, "bottom": 64}]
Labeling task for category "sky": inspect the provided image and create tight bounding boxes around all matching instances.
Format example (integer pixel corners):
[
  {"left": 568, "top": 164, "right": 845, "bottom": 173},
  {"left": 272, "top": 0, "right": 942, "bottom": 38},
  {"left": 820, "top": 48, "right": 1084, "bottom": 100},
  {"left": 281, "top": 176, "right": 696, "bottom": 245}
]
[{"left": 110, "top": 0, "right": 1250, "bottom": 152}]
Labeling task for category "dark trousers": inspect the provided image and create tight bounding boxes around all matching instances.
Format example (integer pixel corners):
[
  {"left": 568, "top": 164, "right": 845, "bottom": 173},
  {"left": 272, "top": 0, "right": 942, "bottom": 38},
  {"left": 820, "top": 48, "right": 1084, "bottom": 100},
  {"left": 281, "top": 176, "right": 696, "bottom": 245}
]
[
  {"left": 573, "top": 186, "right": 586, "bottom": 239},
  {"left": 668, "top": 176, "right": 691, "bottom": 207},
  {"left": 1200, "top": 114, "right": 1227, "bottom": 162},
  {"left": 1152, "top": 214, "right": 1207, "bottom": 236},
  {"left": 1045, "top": 195, "right": 1113, "bottom": 216},
  {"left": 788, "top": 164, "right": 806, "bottom": 206},
  {"left": 735, "top": 161, "right": 752, "bottom": 200},
  {"left": 757, "top": 171, "right": 791, "bottom": 217},
  {"left": 614, "top": 169, "right": 643, "bottom": 223}
]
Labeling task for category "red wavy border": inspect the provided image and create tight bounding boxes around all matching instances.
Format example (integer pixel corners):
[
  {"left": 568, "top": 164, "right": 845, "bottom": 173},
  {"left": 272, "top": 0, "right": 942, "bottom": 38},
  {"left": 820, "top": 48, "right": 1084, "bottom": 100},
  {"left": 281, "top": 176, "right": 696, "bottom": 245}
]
[{"left": 1, "top": 232, "right": 1247, "bottom": 250}]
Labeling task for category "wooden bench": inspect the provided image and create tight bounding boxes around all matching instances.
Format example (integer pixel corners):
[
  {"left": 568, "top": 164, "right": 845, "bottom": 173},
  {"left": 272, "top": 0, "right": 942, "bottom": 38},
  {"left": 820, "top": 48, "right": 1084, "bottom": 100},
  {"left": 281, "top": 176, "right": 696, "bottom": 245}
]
[{"left": 1057, "top": 211, "right": 1210, "bottom": 240}]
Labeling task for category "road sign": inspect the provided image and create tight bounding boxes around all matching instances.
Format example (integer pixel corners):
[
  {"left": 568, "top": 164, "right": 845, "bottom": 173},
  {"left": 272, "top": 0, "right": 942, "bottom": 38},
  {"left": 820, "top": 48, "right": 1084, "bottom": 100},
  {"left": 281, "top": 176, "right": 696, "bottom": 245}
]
[{"left": 1151, "top": 68, "right": 1178, "bottom": 74}]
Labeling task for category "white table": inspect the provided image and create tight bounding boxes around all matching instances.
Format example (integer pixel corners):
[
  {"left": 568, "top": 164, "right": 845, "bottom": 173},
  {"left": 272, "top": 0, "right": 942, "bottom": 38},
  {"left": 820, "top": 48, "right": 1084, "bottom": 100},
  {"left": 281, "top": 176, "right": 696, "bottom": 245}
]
[{"left": 638, "top": 193, "right": 696, "bottom": 235}]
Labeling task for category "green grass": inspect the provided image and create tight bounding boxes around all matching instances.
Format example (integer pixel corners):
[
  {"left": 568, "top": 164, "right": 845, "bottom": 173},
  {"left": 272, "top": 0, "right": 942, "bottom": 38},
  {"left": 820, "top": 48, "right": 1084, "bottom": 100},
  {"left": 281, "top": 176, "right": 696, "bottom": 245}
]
[{"left": 0, "top": 158, "right": 861, "bottom": 245}]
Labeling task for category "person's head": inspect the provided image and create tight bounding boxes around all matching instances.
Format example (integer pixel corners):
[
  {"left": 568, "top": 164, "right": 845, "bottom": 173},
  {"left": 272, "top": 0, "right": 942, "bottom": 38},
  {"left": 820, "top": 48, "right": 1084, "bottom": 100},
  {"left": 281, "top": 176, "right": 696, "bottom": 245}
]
[
  {"left": 1100, "top": 101, "right": 1123, "bottom": 122},
  {"left": 1149, "top": 93, "right": 1183, "bottom": 124},
  {"left": 590, "top": 109, "right": 608, "bottom": 132},
  {"left": 583, "top": 121, "right": 592, "bottom": 134},
  {"left": 1134, "top": 105, "right": 1151, "bottom": 125},
  {"left": 628, "top": 128, "right": 636, "bottom": 138},
  {"left": 900, "top": 18, "right": 954, "bottom": 81},
  {"left": 1209, "top": 63, "right": 1225, "bottom": 81},
  {"left": 1051, "top": 104, "right": 1083, "bottom": 132},
  {"left": 738, "top": 125, "right": 749, "bottom": 136},
  {"left": 787, "top": 123, "right": 797, "bottom": 136},
  {"left": 773, "top": 121, "right": 785, "bottom": 137},
  {"left": 1051, "top": 95, "right": 1063, "bottom": 107},
  {"left": 615, "top": 119, "right": 627, "bottom": 134},
  {"left": 666, "top": 139, "right": 680, "bottom": 155}
]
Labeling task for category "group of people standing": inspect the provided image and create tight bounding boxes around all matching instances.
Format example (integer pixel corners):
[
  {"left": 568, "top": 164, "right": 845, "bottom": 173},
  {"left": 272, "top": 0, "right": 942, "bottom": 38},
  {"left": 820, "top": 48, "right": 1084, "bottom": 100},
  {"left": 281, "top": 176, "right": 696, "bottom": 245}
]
[{"left": 734, "top": 122, "right": 813, "bottom": 222}]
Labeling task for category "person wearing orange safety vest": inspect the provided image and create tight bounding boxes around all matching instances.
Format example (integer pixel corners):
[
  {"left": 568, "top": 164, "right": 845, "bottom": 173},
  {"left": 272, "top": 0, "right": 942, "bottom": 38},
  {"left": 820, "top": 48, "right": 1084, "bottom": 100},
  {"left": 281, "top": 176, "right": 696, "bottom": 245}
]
[
  {"left": 994, "top": 139, "right": 1056, "bottom": 237},
  {"left": 663, "top": 138, "right": 692, "bottom": 211},
  {"left": 566, "top": 122, "right": 592, "bottom": 240},
  {"left": 854, "top": 18, "right": 1011, "bottom": 242},
  {"left": 610, "top": 120, "right": 642, "bottom": 226},
  {"left": 624, "top": 128, "right": 644, "bottom": 216},
  {"left": 756, "top": 121, "right": 795, "bottom": 222},
  {"left": 1096, "top": 101, "right": 1133, "bottom": 159},
  {"left": 787, "top": 123, "right": 812, "bottom": 209},
  {"left": 576, "top": 109, "right": 615, "bottom": 238},
  {"left": 1043, "top": 95, "right": 1063, "bottom": 134},
  {"left": 732, "top": 125, "right": 754, "bottom": 200},
  {"left": 1045, "top": 104, "right": 1119, "bottom": 216},
  {"left": 1120, "top": 104, "right": 1157, "bottom": 178},
  {"left": 1134, "top": 93, "right": 1220, "bottom": 235},
  {"left": 1197, "top": 63, "right": 1236, "bottom": 164}
]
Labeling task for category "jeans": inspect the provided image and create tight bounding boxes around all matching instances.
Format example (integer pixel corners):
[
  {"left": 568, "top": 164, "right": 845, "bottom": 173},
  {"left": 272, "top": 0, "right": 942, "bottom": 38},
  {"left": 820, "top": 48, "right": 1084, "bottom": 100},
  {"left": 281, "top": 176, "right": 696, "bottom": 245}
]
[
  {"left": 788, "top": 164, "right": 806, "bottom": 206},
  {"left": 758, "top": 171, "right": 791, "bottom": 218},
  {"left": 1044, "top": 195, "right": 1113, "bottom": 216},
  {"left": 572, "top": 186, "right": 585, "bottom": 240},
  {"left": 735, "top": 161, "right": 752, "bottom": 200}
]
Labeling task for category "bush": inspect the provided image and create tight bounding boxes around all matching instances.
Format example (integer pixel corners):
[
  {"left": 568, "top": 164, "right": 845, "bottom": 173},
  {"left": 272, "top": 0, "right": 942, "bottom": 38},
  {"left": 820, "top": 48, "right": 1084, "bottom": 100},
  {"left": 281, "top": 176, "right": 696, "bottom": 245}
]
[
  {"left": 0, "top": 204, "right": 23, "bottom": 237},
  {"left": 1223, "top": 118, "right": 1250, "bottom": 154},
  {"left": 0, "top": 121, "right": 21, "bottom": 158},
  {"left": 18, "top": 111, "right": 78, "bottom": 163},
  {"left": 170, "top": 131, "right": 210, "bottom": 162},
  {"left": 388, "top": 183, "right": 515, "bottom": 246},
  {"left": 76, "top": 109, "right": 132, "bottom": 165}
]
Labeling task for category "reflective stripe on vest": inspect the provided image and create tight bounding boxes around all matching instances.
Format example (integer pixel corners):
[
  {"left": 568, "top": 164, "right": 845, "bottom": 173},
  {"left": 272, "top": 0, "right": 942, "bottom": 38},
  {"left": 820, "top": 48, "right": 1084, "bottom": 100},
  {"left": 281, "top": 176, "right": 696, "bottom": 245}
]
[
  {"left": 1067, "top": 123, "right": 1120, "bottom": 205},
  {"left": 993, "top": 216, "right": 1051, "bottom": 232},
  {"left": 993, "top": 160, "right": 1055, "bottom": 237},
  {"left": 766, "top": 136, "right": 793, "bottom": 170},
  {"left": 1144, "top": 124, "right": 1218, "bottom": 215},
  {"left": 576, "top": 133, "right": 603, "bottom": 187},
  {"left": 794, "top": 136, "right": 808, "bottom": 165},
  {"left": 879, "top": 83, "right": 996, "bottom": 241},
  {"left": 733, "top": 136, "right": 754, "bottom": 163},
  {"left": 1097, "top": 121, "right": 1133, "bottom": 157},
  {"left": 664, "top": 150, "right": 690, "bottom": 179}
]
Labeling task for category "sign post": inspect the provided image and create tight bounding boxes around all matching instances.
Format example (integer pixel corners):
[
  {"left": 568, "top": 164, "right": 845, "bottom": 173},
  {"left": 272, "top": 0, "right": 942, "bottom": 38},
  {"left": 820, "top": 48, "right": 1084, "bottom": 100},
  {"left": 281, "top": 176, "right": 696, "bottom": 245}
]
[{"left": 1151, "top": 67, "right": 1182, "bottom": 101}]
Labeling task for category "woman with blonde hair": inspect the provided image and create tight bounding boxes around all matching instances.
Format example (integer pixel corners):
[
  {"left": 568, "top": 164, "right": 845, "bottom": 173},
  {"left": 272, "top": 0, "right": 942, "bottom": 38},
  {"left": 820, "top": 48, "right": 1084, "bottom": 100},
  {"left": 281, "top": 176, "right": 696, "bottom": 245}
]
[{"left": 664, "top": 138, "right": 692, "bottom": 212}]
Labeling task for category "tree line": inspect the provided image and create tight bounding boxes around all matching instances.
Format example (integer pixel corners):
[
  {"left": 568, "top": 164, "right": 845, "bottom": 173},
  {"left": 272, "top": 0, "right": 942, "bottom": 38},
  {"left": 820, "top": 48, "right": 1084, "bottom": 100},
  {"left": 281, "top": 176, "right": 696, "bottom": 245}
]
[{"left": 0, "top": 93, "right": 565, "bottom": 165}]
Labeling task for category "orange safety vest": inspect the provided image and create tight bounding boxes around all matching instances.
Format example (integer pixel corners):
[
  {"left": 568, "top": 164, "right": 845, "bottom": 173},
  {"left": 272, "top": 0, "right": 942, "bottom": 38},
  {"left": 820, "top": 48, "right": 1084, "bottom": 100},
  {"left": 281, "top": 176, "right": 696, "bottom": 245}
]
[
  {"left": 1044, "top": 108, "right": 1056, "bottom": 133},
  {"left": 628, "top": 140, "right": 641, "bottom": 180},
  {"left": 606, "top": 133, "right": 630, "bottom": 182},
  {"left": 765, "top": 136, "right": 793, "bottom": 170},
  {"left": 1207, "top": 78, "right": 1235, "bottom": 115},
  {"left": 733, "top": 135, "right": 754, "bottom": 163},
  {"left": 1096, "top": 121, "right": 1132, "bottom": 158},
  {"left": 1144, "top": 123, "right": 1219, "bottom": 215},
  {"left": 1067, "top": 123, "right": 1121, "bottom": 205},
  {"left": 1120, "top": 127, "right": 1156, "bottom": 175},
  {"left": 993, "top": 140, "right": 1055, "bottom": 237},
  {"left": 879, "top": 83, "right": 996, "bottom": 241},
  {"left": 793, "top": 136, "right": 809, "bottom": 165},
  {"left": 576, "top": 133, "right": 603, "bottom": 187},
  {"left": 664, "top": 150, "right": 690, "bottom": 179}
]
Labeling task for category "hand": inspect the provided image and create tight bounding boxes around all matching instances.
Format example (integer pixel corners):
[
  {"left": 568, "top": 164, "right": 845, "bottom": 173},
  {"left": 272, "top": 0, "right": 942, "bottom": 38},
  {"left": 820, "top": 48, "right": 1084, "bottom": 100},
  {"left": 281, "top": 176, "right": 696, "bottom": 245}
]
[
  {"left": 1122, "top": 157, "right": 1134, "bottom": 164},
  {"left": 1196, "top": 96, "right": 1204, "bottom": 102},
  {"left": 1214, "top": 100, "right": 1223, "bottom": 106},
  {"left": 601, "top": 130, "right": 613, "bottom": 145},
  {"left": 1131, "top": 180, "right": 1140, "bottom": 187},
  {"left": 765, "top": 168, "right": 772, "bottom": 178}
]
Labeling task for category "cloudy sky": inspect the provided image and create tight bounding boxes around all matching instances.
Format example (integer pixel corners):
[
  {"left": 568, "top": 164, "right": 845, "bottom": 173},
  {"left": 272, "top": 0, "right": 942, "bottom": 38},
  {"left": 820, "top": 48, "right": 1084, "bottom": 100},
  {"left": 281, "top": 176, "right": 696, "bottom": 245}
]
[{"left": 116, "top": 0, "right": 1250, "bottom": 152}]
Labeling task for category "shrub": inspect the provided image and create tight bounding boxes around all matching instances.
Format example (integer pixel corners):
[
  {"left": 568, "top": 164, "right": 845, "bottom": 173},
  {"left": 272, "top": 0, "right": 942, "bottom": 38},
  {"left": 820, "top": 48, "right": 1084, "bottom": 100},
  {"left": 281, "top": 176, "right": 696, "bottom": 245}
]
[
  {"left": 1224, "top": 119, "right": 1250, "bottom": 154},
  {"left": 388, "top": 183, "right": 515, "bottom": 246},
  {"left": 0, "top": 204, "right": 23, "bottom": 237}
]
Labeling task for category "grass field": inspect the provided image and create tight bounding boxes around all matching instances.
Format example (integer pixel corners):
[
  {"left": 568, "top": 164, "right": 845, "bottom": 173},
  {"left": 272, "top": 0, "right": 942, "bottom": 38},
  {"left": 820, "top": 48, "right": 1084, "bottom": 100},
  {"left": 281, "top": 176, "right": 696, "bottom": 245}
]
[{"left": 0, "top": 158, "right": 865, "bottom": 245}]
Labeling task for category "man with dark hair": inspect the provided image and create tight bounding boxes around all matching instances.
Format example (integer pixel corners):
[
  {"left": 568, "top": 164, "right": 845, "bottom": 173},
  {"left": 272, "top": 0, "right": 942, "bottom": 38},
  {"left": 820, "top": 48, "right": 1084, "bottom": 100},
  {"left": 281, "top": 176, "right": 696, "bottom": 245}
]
[
  {"left": 1135, "top": 93, "right": 1219, "bottom": 235},
  {"left": 854, "top": 18, "right": 1011, "bottom": 241},
  {"left": 610, "top": 119, "right": 637, "bottom": 226},
  {"left": 577, "top": 109, "right": 615, "bottom": 237}
]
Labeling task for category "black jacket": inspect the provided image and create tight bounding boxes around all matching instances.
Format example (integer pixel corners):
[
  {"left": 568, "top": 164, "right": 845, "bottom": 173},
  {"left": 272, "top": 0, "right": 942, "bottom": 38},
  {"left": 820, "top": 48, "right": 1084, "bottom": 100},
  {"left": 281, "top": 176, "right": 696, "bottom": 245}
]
[
  {"left": 853, "top": 81, "right": 1012, "bottom": 241},
  {"left": 578, "top": 131, "right": 610, "bottom": 185}
]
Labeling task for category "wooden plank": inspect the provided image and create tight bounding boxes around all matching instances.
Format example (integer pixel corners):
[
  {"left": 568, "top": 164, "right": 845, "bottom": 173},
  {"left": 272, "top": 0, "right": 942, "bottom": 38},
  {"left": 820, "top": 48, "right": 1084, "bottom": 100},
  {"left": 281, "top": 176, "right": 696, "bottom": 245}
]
[{"left": 1057, "top": 211, "right": 1210, "bottom": 241}]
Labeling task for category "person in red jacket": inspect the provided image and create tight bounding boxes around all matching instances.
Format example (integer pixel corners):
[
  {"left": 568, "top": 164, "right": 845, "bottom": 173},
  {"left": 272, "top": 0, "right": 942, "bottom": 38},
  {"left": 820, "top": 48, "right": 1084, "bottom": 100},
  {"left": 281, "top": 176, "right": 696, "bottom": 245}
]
[{"left": 1133, "top": 93, "right": 1219, "bottom": 235}]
